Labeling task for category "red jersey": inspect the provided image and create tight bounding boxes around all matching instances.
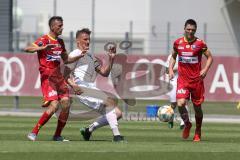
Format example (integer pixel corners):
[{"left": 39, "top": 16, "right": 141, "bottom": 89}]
[
  {"left": 33, "top": 34, "right": 66, "bottom": 74},
  {"left": 173, "top": 37, "right": 207, "bottom": 82}
]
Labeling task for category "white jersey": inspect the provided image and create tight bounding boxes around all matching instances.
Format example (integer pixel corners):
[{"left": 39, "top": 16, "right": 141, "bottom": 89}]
[
  {"left": 165, "top": 54, "right": 179, "bottom": 103},
  {"left": 67, "top": 49, "right": 101, "bottom": 86},
  {"left": 165, "top": 54, "right": 178, "bottom": 80},
  {"left": 67, "top": 49, "right": 104, "bottom": 110}
]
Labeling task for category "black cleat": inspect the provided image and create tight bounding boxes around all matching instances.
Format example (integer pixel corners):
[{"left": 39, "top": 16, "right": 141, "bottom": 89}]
[
  {"left": 113, "top": 135, "right": 125, "bottom": 142},
  {"left": 80, "top": 127, "right": 92, "bottom": 141}
]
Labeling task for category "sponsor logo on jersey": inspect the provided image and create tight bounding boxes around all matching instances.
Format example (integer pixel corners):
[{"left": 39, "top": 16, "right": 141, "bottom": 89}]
[
  {"left": 48, "top": 90, "right": 57, "bottom": 97},
  {"left": 181, "top": 52, "right": 193, "bottom": 56},
  {"left": 179, "top": 56, "right": 198, "bottom": 64},
  {"left": 177, "top": 89, "right": 186, "bottom": 94},
  {"left": 178, "top": 46, "right": 184, "bottom": 49},
  {"left": 186, "top": 45, "right": 190, "bottom": 48},
  {"left": 46, "top": 54, "right": 61, "bottom": 61}
]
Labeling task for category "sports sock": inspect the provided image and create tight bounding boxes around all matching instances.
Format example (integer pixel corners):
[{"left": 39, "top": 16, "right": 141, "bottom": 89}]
[
  {"left": 105, "top": 108, "right": 120, "bottom": 136},
  {"left": 88, "top": 115, "right": 108, "bottom": 132},
  {"left": 32, "top": 111, "right": 52, "bottom": 135},
  {"left": 178, "top": 106, "right": 190, "bottom": 125},
  {"left": 195, "top": 115, "right": 203, "bottom": 134},
  {"left": 54, "top": 110, "right": 69, "bottom": 137}
]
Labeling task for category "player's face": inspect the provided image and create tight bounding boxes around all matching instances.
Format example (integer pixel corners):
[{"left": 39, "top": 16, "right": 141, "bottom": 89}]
[
  {"left": 51, "top": 20, "right": 63, "bottom": 36},
  {"left": 77, "top": 33, "right": 90, "bottom": 50},
  {"left": 184, "top": 24, "right": 196, "bottom": 40}
]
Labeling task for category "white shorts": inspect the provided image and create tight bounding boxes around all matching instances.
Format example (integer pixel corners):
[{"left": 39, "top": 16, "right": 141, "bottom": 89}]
[
  {"left": 75, "top": 80, "right": 105, "bottom": 112},
  {"left": 166, "top": 78, "right": 177, "bottom": 103}
]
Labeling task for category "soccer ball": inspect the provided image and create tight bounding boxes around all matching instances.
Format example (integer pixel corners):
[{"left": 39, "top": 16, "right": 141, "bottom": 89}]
[{"left": 157, "top": 105, "right": 174, "bottom": 122}]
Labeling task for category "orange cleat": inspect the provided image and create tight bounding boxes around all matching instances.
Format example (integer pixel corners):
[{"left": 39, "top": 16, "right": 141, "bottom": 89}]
[
  {"left": 193, "top": 134, "right": 201, "bottom": 142},
  {"left": 182, "top": 122, "right": 192, "bottom": 139}
]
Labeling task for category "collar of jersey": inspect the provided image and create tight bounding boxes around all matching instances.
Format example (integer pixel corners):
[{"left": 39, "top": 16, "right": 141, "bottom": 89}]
[
  {"left": 183, "top": 36, "right": 196, "bottom": 43},
  {"left": 47, "top": 34, "right": 57, "bottom": 41}
]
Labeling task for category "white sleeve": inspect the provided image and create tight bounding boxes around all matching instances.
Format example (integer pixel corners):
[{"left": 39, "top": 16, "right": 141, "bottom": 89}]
[
  {"left": 68, "top": 49, "right": 82, "bottom": 58},
  {"left": 66, "top": 50, "right": 78, "bottom": 70},
  {"left": 165, "top": 54, "right": 172, "bottom": 68},
  {"left": 173, "top": 56, "right": 178, "bottom": 70}
]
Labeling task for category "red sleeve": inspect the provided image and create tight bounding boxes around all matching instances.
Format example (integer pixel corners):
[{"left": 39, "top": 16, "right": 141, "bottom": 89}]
[
  {"left": 173, "top": 40, "right": 178, "bottom": 53},
  {"left": 33, "top": 36, "right": 47, "bottom": 47}
]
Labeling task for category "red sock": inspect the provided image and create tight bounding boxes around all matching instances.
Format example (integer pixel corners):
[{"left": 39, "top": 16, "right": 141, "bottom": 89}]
[
  {"left": 179, "top": 107, "right": 190, "bottom": 125},
  {"left": 54, "top": 111, "right": 69, "bottom": 137},
  {"left": 195, "top": 115, "right": 203, "bottom": 134},
  {"left": 32, "top": 111, "right": 52, "bottom": 135}
]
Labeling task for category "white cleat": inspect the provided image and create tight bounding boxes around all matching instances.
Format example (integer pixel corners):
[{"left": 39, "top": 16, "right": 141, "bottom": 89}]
[{"left": 27, "top": 133, "right": 37, "bottom": 141}]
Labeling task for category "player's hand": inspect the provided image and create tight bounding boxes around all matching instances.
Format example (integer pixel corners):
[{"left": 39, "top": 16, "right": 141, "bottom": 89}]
[
  {"left": 107, "top": 46, "right": 116, "bottom": 59},
  {"left": 42, "top": 44, "right": 57, "bottom": 51},
  {"left": 80, "top": 49, "right": 88, "bottom": 56},
  {"left": 237, "top": 101, "right": 240, "bottom": 110},
  {"left": 200, "top": 69, "right": 207, "bottom": 79},
  {"left": 168, "top": 70, "right": 174, "bottom": 80},
  {"left": 72, "top": 85, "right": 83, "bottom": 95}
]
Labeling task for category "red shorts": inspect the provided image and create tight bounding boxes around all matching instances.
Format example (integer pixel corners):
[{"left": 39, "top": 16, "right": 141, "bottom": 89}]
[
  {"left": 176, "top": 79, "right": 204, "bottom": 106},
  {"left": 40, "top": 74, "right": 69, "bottom": 107}
]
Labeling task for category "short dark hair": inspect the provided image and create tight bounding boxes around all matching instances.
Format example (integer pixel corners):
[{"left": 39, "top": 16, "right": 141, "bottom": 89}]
[
  {"left": 184, "top": 19, "right": 197, "bottom": 28},
  {"left": 76, "top": 28, "right": 91, "bottom": 39},
  {"left": 48, "top": 16, "right": 63, "bottom": 27}
]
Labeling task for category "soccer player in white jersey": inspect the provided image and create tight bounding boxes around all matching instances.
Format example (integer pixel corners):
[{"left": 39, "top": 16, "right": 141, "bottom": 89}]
[
  {"left": 165, "top": 54, "right": 188, "bottom": 129},
  {"left": 65, "top": 28, "right": 124, "bottom": 142}
]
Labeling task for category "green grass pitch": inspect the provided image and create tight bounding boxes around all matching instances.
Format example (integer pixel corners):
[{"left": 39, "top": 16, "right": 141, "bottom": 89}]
[{"left": 1, "top": 116, "right": 240, "bottom": 160}]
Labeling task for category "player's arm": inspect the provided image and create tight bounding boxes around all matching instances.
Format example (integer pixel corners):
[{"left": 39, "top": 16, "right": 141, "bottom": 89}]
[
  {"left": 168, "top": 50, "right": 178, "bottom": 80},
  {"left": 61, "top": 51, "right": 86, "bottom": 64},
  {"left": 96, "top": 46, "right": 116, "bottom": 77},
  {"left": 24, "top": 43, "right": 56, "bottom": 53},
  {"left": 200, "top": 49, "right": 213, "bottom": 79},
  {"left": 63, "top": 66, "right": 83, "bottom": 95}
]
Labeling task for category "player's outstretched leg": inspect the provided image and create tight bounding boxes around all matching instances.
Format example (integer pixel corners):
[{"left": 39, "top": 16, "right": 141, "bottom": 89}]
[
  {"left": 27, "top": 101, "right": 58, "bottom": 141},
  {"left": 81, "top": 106, "right": 123, "bottom": 142}
]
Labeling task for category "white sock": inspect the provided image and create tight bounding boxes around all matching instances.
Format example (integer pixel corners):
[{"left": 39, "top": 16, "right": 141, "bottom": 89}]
[
  {"left": 106, "top": 108, "right": 120, "bottom": 136},
  {"left": 88, "top": 115, "right": 109, "bottom": 132}
]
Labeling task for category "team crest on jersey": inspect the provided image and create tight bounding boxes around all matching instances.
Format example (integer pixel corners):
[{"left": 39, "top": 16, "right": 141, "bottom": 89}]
[
  {"left": 186, "top": 45, "right": 190, "bottom": 48},
  {"left": 38, "top": 41, "right": 43, "bottom": 46},
  {"left": 191, "top": 45, "right": 196, "bottom": 49}
]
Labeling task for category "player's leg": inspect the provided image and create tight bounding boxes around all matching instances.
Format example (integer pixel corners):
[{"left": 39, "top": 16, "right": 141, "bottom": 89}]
[
  {"left": 168, "top": 102, "right": 176, "bottom": 128},
  {"left": 177, "top": 98, "right": 192, "bottom": 139},
  {"left": 191, "top": 81, "right": 204, "bottom": 142},
  {"left": 88, "top": 106, "right": 122, "bottom": 132},
  {"left": 192, "top": 104, "right": 203, "bottom": 142},
  {"left": 27, "top": 100, "right": 59, "bottom": 141},
  {"left": 80, "top": 96, "right": 124, "bottom": 141},
  {"left": 53, "top": 96, "right": 70, "bottom": 141}
]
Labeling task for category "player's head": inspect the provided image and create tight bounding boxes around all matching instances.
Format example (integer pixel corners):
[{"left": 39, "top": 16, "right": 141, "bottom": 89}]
[
  {"left": 184, "top": 19, "right": 197, "bottom": 40},
  {"left": 48, "top": 16, "right": 63, "bottom": 36},
  {"left": 76, "top": 28, "right": 91, "bottom": 51}
]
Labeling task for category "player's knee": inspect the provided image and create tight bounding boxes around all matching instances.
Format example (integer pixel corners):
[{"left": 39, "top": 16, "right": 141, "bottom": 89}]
[
  {"left": 60, "top": 97, "right": 70, "bottom": 108},
  {"left": 115, "top": 107, "right": 122, "bottom": 119},
  {"left": 105, "top": 97, "right": 117, "bottom": 107},
  {"left": 177, "top": 99, "right": 186, "bottom": 107},
  {"left": 47, "top": 100, "right": 59, "bottom": 114}
]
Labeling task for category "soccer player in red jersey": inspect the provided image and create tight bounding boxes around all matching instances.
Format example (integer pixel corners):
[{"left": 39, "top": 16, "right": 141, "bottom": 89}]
[
  {"left": 169, "top": 19, "right": 213, "bottom": 142},
  {"left": 24, "top": 16, "right": 86, "bottom": 141}
]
